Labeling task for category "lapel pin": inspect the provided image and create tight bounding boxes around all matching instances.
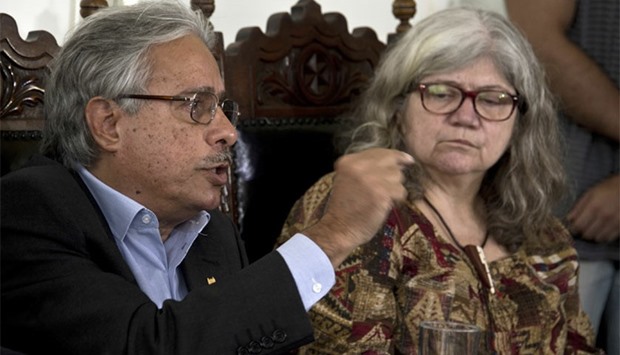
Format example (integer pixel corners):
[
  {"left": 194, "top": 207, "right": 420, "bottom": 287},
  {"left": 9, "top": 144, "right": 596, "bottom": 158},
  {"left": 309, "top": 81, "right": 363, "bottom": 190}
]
[{"left": 206, "top": 276, "right": 216, "bottom": 285}]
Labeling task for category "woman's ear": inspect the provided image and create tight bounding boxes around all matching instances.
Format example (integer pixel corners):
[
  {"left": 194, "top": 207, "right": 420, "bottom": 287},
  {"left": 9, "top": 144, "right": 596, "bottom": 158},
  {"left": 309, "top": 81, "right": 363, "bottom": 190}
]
[{"left": 85, "top": 97, "right": 123, "bottom": 152}]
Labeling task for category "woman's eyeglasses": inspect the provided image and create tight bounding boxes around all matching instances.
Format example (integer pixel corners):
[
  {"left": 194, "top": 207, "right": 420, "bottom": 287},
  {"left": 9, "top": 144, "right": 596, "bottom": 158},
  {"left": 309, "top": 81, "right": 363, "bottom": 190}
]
[{"left": 413, "top": 83, "right": 527, "bottom": 121}]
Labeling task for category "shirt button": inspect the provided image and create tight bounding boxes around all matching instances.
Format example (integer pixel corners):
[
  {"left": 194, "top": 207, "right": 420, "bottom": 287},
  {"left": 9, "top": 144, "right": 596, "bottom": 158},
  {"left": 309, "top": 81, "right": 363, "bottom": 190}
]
[
  {"left": 312, "top": 281, "right": 322, "bottom": 293},
  {"left": 141, "top": 214, "right": 151, "bottom": 224}
]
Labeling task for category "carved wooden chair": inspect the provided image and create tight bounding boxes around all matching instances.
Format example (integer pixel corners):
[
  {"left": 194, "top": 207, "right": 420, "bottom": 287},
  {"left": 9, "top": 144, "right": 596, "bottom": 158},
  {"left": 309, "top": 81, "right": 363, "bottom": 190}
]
[
  {"left": 224, "top": 0, "right": 419, "bottom": 262},
  {"left": 0, "top": 1, "right": 109, "bottom": 175},
  {"left": 0, "top": 13, "right": 59, "bottom": 175}
]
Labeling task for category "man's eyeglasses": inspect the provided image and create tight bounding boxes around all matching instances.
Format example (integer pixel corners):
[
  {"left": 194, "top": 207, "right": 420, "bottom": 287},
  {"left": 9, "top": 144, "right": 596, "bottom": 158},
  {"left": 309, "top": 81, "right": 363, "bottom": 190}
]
[
  {"left": 117, "top": 92, "right": 240, "bottom": 126},
  {"left": 413, "top": 83, "right": 527, "bottom": 121}
]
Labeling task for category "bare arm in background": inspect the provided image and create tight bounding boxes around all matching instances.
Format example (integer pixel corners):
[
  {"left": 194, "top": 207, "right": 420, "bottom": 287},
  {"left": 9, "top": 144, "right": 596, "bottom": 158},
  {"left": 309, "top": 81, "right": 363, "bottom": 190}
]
[
  {"left": 506, "top": 0, "right": 619, "bottom": 242},
  {"left": 506, "top": 0, "right": 619, "bottom": 141}
]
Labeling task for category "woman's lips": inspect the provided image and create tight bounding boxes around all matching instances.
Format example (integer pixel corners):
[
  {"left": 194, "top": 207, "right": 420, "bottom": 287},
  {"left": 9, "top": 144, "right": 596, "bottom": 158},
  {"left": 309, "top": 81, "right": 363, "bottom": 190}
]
[{"left": 443, "top": 139, "right": 476, "bottom": 148}]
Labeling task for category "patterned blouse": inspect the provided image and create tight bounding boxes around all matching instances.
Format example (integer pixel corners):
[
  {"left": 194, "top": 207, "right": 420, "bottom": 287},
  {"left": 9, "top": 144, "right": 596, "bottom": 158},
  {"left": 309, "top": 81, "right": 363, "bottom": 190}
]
[{"left": 277, "top": 173, "right": 602, "bottom": 354}]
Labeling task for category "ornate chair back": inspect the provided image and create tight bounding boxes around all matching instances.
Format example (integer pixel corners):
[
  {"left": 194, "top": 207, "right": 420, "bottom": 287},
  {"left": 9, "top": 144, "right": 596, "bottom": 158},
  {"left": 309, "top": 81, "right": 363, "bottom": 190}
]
[{"left": 225, "top": 0, "right": 386, "bottom": 262}]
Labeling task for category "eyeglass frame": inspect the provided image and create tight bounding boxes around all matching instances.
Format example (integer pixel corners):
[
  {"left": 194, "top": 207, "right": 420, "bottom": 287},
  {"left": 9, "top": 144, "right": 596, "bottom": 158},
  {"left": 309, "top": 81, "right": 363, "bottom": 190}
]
[
  {"left": 117, "top": 92, "right": 240, "bottom": 126},
  {"left": 412, "top": 83, "right": 528, "bottom": 121}
]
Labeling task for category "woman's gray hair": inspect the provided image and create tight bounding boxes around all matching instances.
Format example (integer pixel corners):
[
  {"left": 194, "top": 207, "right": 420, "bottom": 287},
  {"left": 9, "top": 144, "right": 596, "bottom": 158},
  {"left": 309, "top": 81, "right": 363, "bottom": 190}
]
[
  {"left": 340, "top": 7, "right": 565, "bottom": 250},
  {"left": 41, "top": 1, "right": 216, "bottom": 167}
]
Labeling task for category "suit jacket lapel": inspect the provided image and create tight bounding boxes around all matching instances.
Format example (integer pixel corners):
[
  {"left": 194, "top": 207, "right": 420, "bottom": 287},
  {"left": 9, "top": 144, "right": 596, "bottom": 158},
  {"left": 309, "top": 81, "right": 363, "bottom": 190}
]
[
  {"left": 68, "top": 166, "right": 138, "bottom": 283},
  {"left": 181, "top": 211, "right": 245, "bottom": 291}
]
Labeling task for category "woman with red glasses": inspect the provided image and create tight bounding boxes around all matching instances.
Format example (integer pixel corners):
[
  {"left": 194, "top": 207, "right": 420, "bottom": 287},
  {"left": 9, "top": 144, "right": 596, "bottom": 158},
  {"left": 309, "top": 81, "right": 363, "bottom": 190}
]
[{"left": 277, "top": 6, "right": 601, "bottom": 354}]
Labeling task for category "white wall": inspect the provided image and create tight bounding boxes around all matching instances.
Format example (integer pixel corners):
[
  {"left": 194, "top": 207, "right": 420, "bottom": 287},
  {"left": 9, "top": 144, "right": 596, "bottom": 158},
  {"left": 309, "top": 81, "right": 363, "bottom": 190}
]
[
  {"left": 3, "top": 0, "right": 457, "bottom": 47},
  {"left": 2, "top": 0, "right": 505, "bottom": 47}
]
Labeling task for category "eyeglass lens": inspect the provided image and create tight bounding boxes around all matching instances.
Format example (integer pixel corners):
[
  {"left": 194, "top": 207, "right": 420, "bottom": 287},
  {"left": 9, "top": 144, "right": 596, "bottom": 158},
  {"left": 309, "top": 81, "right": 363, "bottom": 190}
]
[
  {"left": 420, "top": 84, "right": 517, "bottom": 121},
  {"left": 191, "top": 92, "right": 239, "bottom": 125},
  {"left": 221, "top": 100, "right": 239, "bottom": 125}
]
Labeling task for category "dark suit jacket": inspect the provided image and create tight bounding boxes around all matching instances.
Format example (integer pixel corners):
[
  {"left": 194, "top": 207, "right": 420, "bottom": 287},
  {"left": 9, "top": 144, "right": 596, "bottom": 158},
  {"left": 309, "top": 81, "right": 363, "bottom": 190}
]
[{"left": 1, "top": 155, "right": 314, "bottom": 354}]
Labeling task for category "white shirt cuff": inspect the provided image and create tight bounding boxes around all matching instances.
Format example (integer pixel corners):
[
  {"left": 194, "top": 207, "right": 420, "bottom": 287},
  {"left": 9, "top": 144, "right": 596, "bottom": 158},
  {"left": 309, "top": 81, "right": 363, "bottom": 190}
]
[{"left": 277, "top": 233, "right": 335, "bottom": 311}]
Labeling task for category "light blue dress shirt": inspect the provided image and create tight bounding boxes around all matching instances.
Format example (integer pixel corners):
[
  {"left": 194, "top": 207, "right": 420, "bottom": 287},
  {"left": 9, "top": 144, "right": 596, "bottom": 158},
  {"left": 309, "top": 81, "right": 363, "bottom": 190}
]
[{"left": 77, "top": 165, "right": 334, "bottom": 310}]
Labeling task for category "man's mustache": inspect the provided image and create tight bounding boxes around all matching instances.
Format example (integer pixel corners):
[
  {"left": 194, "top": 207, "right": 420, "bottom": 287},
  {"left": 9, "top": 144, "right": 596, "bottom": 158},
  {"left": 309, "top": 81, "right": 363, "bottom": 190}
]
[{"left": 204, "top": 149, "right": 232, "bottom": 165}]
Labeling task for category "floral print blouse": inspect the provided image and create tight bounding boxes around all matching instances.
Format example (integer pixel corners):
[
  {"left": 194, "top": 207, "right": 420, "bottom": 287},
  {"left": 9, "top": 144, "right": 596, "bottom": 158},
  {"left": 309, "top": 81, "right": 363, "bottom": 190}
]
[{"left": 277, "top": 173, "right": 601, "bottom": 354}]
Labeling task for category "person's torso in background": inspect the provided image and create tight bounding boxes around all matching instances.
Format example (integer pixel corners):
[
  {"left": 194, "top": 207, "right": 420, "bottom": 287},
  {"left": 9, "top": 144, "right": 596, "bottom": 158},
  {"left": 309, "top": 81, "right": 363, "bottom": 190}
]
[{"left": 558, "top": 0, "right": 619, "bottom": 259}]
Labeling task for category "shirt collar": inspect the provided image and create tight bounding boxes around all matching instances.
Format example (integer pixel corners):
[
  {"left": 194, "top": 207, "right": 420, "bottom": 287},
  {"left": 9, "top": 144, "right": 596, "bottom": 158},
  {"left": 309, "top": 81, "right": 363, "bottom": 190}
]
[{"left": 75, "top": 164, "right": 210, "bottom": 241}]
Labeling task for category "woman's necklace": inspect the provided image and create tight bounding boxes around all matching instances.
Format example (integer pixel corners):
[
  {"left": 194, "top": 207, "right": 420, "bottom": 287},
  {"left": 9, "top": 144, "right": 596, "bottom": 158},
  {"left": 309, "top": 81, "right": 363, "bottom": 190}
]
[
  {"left": 422, "top": 196, "right": 495, "bottom": 294},
  {"left": 422, "top": 196, "right": 489, "bottom": 249}
]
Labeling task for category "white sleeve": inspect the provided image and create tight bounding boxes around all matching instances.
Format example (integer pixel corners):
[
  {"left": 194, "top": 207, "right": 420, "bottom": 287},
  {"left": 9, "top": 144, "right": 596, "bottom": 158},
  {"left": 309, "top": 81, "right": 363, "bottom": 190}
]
[{"left": 276, "top": 233, "right": 335, "bottom": 310}]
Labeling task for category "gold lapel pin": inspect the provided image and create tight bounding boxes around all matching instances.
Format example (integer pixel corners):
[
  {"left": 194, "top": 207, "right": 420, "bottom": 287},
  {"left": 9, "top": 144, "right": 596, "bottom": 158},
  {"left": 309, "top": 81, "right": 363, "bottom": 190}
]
[{"left": 206, "top": 276, "right": 216, "bottom": 285}]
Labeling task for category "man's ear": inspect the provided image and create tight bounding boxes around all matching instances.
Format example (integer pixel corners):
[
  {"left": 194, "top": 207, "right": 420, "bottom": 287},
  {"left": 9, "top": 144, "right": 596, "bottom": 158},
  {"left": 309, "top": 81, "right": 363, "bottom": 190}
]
[{"left": 85, "top": 97, "right": 123, "bottom": 152}]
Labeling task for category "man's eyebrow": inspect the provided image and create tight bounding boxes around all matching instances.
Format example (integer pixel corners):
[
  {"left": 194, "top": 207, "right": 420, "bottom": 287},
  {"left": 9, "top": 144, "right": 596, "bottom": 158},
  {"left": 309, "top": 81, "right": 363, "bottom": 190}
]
[{"left": 190, "top": 86, "right": 228, "bottom": 99}]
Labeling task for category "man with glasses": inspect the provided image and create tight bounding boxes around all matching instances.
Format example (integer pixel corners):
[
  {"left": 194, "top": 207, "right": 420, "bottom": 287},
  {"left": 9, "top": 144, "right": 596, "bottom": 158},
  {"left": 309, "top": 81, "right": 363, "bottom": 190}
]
[{"left": 0, "top": 2, "right": 413, "bottom": 354}]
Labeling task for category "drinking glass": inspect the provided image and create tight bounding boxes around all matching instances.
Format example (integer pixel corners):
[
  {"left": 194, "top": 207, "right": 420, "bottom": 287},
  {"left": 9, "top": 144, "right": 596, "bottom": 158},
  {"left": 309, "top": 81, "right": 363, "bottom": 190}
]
[{"left": 418, "top": 320, "right": 481, "bottom": 355}]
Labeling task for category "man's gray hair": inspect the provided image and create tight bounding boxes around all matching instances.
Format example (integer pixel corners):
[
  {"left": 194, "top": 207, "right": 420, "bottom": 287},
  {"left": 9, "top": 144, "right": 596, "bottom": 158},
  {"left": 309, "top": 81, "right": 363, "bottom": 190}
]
[{"left": 41, "top": 1, "right": 216, "bottom": 167}]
